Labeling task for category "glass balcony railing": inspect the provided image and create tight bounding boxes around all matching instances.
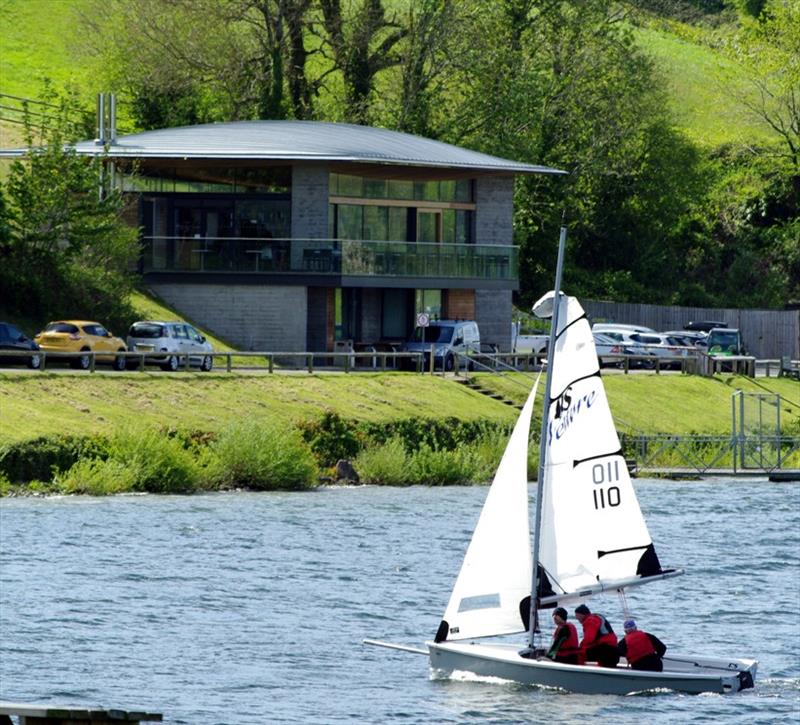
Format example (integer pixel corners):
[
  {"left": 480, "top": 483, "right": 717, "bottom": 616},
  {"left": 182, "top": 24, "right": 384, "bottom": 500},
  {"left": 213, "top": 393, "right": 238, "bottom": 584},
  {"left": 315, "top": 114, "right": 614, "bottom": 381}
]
[{"left": 141, "top": 237, "right": 518, "bottom": 281}]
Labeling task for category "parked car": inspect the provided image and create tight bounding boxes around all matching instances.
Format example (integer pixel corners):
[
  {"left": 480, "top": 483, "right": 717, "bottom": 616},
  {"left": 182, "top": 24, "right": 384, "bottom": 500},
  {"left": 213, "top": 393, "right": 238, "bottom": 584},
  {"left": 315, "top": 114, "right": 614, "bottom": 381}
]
[
  {"left": 401, "top": 319, "right": 480, "bottom": 371},
  {"left": 661, "top": 330, "right": 708, "bottom": 347},
  {"left": 0, "top": 322, "right": 42, "bottom": 369},
  {"left": 592, "top": 332, "right": 636, "bottom": 368},
  {"left": 684, "top": 320, "right": 727, "bottom": 333},
  {"left": 628, "top": 332, "right": 693, "bottom": 369},
  {"left": 34, "top": 321, "right": 127, "bottom": 370},
  {"left": 706, "top": 328, "right": 746, "bottom": 356},
  {"left": 126, "top": 320, "right": 214, "bottom": 371},
  {"left": 591, "top": 323, "right": 655, "bottom": 335}
]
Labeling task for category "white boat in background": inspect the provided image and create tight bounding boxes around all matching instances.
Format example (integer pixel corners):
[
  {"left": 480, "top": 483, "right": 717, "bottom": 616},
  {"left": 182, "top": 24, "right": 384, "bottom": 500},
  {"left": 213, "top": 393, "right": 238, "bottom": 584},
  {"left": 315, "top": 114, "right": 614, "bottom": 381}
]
[{"left": 366, "top": 227, "right": 757, "bottom": 695}]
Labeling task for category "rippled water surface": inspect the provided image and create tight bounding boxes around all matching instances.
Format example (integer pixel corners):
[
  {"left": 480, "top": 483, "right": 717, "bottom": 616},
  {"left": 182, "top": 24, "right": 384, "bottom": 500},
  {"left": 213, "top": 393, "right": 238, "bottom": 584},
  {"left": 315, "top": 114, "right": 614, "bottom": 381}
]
[{"left": 1, "top": 480, "right": 798, "bottom": 724}]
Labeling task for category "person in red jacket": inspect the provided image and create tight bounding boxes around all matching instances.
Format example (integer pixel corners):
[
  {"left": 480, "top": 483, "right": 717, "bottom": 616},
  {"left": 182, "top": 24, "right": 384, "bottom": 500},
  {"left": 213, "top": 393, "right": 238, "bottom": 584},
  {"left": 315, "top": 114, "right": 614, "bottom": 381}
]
[
  {"left": 546, "top": 607, "right": 582, "bottom": 665},
  {"left": 617, "top": 619, "right": 667, "bottom": 671},
  {"left": 574, "top": 604, "right": 619, "bottom": 667}
]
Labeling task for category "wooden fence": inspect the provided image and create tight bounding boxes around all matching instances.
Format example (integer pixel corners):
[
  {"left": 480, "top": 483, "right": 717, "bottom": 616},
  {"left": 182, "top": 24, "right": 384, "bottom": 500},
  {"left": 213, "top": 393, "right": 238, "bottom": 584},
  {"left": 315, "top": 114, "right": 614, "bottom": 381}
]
[{"left": 583, "top": 300, "right": 800, "bottom": 359}]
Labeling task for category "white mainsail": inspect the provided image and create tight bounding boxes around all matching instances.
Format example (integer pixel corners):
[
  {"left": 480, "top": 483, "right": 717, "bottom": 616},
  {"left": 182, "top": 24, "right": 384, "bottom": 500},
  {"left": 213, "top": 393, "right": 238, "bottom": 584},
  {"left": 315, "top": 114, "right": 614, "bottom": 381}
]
[
  {"left": 535, "top": 292, "right": 667, "bottom": 602},
  {"left": 437, "top": 376, "right": 541, "bottom": 642}
]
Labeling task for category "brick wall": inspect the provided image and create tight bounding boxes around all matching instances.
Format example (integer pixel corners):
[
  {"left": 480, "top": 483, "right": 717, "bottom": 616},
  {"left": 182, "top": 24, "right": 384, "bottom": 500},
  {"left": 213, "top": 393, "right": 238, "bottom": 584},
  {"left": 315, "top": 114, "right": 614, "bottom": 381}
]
[
  {"left": 474, "top": 175, "right": 514, "bottom": 246},
  {"left": 148, "top": 283, "right": 308, "bottom": 352}
]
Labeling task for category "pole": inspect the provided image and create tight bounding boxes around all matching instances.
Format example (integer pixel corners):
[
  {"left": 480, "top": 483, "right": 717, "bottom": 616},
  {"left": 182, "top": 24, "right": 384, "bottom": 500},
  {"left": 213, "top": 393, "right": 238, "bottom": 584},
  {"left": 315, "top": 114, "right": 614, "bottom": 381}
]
[{"left": 528, "top": 225, "right": 568, "bottom": 649}]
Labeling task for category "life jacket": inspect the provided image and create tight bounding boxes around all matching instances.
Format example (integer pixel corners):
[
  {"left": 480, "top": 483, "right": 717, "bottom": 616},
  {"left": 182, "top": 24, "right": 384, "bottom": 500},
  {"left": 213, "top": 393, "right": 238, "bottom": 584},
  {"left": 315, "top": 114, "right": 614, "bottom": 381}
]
[
  {"left": 624, "top": 630, "right": 657, "bottom": 665},
  {"left": 582, "top": 613, "right": 617, "bottom": 649},
  {"left": 553, "top": 623, "right": 581, "bottom": 659}
]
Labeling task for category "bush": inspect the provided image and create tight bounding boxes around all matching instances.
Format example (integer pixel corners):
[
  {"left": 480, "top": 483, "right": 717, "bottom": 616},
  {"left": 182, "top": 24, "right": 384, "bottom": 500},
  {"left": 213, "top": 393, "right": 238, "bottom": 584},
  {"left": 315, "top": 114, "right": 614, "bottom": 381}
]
[
  {"left": 105, "top": 428, "right": 200, "bottom": 493},
  {"left": 409, "top": 444, "right": 476, "bottom": 485},
  {"left": 354, "top": 437, "right": 410, "bottom": 485},
  {"left": 55, "top": 458, "right": 138, "bottom": 495},
  {"left": 297, "top": 411, "right": 361, "bottom": 468},
  {"left": 0, "top": 435, "right": 109, "bottom": 483},
  {"left": 208, "top": 420, "right": 318, "bottom": 490}
]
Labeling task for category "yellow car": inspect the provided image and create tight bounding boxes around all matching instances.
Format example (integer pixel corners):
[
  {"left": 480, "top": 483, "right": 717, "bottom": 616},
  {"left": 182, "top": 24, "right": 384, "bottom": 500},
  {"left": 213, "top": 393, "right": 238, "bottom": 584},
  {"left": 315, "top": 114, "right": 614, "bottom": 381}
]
[{"left": 34, "top": 320, "right": 128, "bottom": 370}]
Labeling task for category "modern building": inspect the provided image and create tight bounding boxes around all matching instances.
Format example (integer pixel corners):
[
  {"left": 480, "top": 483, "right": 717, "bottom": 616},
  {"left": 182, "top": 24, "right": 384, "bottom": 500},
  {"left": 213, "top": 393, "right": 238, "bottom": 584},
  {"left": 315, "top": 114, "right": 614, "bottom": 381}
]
[{"left": 71, "top": 120, "right": 564, "bottom": 353}]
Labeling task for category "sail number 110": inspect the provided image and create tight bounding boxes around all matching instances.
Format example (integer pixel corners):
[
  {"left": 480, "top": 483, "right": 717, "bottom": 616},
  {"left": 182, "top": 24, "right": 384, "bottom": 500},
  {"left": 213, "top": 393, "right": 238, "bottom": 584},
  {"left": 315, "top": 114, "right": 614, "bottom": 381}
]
[{"left": 592, "top": 460, "right": 621, "bottom": 510}]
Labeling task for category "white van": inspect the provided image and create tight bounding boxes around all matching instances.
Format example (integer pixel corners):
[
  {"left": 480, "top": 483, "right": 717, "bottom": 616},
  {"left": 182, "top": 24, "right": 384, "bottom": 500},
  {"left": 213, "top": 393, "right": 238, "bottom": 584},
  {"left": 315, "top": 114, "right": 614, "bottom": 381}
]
[{"left": 402, "top": 320, "right": 480, "bottom": 371}]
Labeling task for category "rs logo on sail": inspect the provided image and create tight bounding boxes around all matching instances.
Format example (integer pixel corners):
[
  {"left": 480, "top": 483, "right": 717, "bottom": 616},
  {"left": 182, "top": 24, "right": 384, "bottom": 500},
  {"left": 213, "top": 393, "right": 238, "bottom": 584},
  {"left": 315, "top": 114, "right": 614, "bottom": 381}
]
[{"left": 549, "top": 387, "right": 597, "bottom": 443}]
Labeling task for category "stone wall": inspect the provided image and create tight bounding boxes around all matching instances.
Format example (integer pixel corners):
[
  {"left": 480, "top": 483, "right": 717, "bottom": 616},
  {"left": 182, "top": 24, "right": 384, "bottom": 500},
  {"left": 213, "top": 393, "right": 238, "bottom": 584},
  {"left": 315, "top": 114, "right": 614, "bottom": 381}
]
[
  {"left": 474, "top": 175, "right": 514, "bottom": 245},
  {"left": 476, "top": 289, "right": 512, "bottom": 351},
  {"left": 148, "top": 283, "right": 307, "bottom": 352}
]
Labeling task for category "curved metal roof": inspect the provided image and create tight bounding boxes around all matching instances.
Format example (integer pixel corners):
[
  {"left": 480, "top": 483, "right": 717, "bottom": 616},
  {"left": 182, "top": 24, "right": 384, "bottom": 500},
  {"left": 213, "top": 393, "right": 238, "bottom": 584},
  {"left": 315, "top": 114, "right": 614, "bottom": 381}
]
[{"left": 71, "top": 120, "right": 564, "bottom": 175}]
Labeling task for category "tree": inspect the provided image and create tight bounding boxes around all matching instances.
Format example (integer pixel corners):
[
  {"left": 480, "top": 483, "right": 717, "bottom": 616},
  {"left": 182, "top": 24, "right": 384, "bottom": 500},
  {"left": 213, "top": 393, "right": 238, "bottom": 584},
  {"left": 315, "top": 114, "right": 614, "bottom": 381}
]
[
  {"left": 0, "top": 93, "right": 138, "bottom": 328},
  {"left": 316, "top": 0, "right": 407, "bottom": 123}
]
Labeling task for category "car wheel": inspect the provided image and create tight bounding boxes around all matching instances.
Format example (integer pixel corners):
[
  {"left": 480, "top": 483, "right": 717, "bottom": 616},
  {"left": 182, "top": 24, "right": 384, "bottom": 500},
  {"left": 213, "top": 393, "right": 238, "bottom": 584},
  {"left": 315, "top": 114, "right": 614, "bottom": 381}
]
[
  {"left": 73, "top": 349, "right": 91, "bottom": 370},
  {"left": 201, "top": 355, "right": 213, "bottom": 372},
  {"left": 643, "top": 357, "right": 657, "bottom": 370},
  {"left": 28, "top": 353, "right": 41, "bottom": 370},
  {"left": 113, "top": 350, "right": 127, "bottom": 371},
  {"left": 161, "top": 355, "right": 179, "bottom": 372},
  {"left": 444, "top": 354, "right": 454, "bottom": 372}
]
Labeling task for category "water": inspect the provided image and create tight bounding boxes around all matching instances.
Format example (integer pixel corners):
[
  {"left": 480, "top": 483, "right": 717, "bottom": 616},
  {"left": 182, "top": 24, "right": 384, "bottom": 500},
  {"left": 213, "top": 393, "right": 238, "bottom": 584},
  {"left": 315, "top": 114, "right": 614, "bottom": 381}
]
[{"left": 1, "top": 480, "right": 798, "bottom": 724}]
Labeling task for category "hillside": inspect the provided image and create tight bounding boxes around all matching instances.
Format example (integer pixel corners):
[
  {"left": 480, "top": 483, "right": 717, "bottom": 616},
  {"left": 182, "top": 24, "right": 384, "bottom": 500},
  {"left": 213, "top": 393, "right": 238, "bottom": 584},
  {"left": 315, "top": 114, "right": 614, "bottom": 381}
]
[
  {"left": 0, "top": 0, "right": 771, "bottom": 151},
  {"left": 0, "top": 371, "right": 796, "bottom": 444}
]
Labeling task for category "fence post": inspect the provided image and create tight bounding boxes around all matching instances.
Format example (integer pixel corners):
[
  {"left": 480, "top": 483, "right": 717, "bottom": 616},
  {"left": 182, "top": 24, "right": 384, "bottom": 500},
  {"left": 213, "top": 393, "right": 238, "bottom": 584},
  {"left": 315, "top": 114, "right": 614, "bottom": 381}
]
[
  {"left": 344, "top": 352, "right": 350, "bottom": 373},
  {"left": 268, "top": 354, "right": 274, "bottom": 374},
  {"left": 40, "top": 353, "right": 47, "bottom": 372},
  {"left": 226, "top": 353, "right": 232, "bottom": 373},
  {"left": 308, "top": 354, "right": 314, "bottom": 374},
  {"left": 90, "top": 352, "right": 96, "bottom": 373},
  {"left": 139, "top": 353, "right": 145, "bottom": 372}
]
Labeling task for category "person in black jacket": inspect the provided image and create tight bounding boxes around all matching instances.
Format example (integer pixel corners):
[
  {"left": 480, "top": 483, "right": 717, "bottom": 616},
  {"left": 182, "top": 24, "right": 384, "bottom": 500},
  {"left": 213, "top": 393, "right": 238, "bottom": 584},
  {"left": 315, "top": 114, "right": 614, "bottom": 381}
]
[{"left": 617, "top": 619, "right": 667, "bottom": 672}]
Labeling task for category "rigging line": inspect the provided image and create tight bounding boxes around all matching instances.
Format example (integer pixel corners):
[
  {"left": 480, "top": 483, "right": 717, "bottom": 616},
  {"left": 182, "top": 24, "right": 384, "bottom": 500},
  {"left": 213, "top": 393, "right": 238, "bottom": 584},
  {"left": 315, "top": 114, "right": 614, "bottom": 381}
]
[
  {"left": 552, "top": 313, "right": 588, "bottom": 342},
  {"left": 548, "top": 370, "right": 602, "bottom": 406},
  {"left": 597, "top": 544, "right": 650, "bottom": 558},
  {"left": 573, "top": 449, "right": 624, "bottom": 468},
  {"left": 618, "top": 589, "right": 631, "bottom": 621}
]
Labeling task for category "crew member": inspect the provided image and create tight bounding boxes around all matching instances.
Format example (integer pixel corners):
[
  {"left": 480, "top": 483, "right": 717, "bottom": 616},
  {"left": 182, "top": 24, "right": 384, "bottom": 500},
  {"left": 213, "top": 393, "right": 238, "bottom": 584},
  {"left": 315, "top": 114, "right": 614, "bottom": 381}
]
[
  {"left": 546, "top": 607, "right": 582, "bottom": 665},
  {"left": 617, "top": 619, "right": 667, "bottom": 672},
  {"left": 574, "top": 604, "right": 619, "bottom": 667}
]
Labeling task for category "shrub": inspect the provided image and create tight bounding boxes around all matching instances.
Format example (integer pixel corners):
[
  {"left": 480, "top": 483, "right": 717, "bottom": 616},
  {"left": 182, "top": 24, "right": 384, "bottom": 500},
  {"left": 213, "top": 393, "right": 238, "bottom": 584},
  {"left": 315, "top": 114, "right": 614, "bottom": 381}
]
[
  {"left": 297, "top": 411, "right": 362, "bottom": 468},
  {"left": 55, "top": 458, "right": 138, "bottom": 496},
  {"left": 409, "top": 443, "right": 476, "bottom": 485},
  {"left": 354, "top": 437, "right": 410, "bottom": 485},
  {"left": 105, "top": 428, "right": 200, "bottom": 493},
  {"left": 469, "top": 429, "right": 511, "bottom": 483},
  {"left": 208, "top": 420, "right": 318, "bottom": 490},
  {"left": 0, "top": 435, "right": 109, "bottom": 483}
]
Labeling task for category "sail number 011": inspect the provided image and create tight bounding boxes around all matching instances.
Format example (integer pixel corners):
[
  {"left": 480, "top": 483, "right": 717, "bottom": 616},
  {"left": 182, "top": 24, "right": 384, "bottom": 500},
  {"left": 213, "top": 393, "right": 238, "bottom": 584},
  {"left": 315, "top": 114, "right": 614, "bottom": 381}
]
[{"left": 592, "top": 460, "right": 621, "bottom": 510}]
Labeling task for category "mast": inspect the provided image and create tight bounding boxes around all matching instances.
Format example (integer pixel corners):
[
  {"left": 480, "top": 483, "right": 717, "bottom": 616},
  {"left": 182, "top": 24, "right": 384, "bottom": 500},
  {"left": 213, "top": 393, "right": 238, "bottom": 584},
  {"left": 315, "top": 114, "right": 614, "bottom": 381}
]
[{"left": 527, "top": 225, "right": 567, "bottom": 648}]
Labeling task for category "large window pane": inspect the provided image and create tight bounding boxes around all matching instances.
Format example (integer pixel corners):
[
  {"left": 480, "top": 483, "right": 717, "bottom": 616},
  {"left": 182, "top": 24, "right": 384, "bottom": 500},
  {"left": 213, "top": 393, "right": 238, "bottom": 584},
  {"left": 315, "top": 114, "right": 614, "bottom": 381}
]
[
  {"left": 235, "top": 200, "right": 291, "bottom": 238},
  {"left": 363, "top": 206, "right": 388, "bottom": 241},
  {"left": 442, "top": 209, "right": 456, "bottom": 243},
  {"left": 338, "top": 204, "right": 363, "bottom": 239},
  {"left": 388, "top": 207, "right": 407, "bottom": 241},
  {"left": 388, "top": 180, "right": 414, "bottom": 199},
  {"left": 415, "top": 289, "right": 442, "bottom": 320},
  {"left": 337, "top": 174, "right": 364, "bottom": 197},
  {"left": 455, "top": 180, "right": 473, "bottom": 202},
  {"left": 456, "top": 210, "right": 472, "bottom": 244},
  {"left": 363, "top": 178, "right": 388, "bottom": 199}
]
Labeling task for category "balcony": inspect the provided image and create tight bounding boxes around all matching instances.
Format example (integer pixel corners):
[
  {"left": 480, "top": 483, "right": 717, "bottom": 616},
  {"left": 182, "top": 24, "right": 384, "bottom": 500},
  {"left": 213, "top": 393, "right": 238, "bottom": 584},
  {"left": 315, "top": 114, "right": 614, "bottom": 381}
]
[{"left": 140, "top": 237, "right": 519, "bottom": 284}]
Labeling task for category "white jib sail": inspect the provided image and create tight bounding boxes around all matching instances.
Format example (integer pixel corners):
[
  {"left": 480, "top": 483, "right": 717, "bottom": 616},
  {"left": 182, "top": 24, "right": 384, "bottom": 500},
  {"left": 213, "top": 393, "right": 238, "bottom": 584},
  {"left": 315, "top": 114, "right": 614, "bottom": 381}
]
[
  {"left": 439, "top": 375, "right": 541, "bottom": 641},
  {"left": 537, "top": 293, "right": 662, "bottom": 599}
]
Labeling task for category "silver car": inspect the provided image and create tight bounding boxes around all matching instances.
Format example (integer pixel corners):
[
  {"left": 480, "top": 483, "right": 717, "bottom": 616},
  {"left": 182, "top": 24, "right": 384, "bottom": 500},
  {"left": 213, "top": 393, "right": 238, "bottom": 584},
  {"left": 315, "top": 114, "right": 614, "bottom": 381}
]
[{"left": 127, "top": 321, "right": 214, "bottom": 371}]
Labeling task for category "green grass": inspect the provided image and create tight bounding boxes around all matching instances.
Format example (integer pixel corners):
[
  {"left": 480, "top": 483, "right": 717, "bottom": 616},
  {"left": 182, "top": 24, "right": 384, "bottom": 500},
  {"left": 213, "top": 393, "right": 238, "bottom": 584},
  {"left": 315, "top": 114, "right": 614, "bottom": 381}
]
[
  {"left": 634, "top": 25, "right": 776, "bottom": 147},
  {"left": 0, "top": 373, "right": 517, "bottom": 444},
  {"left": 468, "top": 372, "right": 800, "bottom": 435}
]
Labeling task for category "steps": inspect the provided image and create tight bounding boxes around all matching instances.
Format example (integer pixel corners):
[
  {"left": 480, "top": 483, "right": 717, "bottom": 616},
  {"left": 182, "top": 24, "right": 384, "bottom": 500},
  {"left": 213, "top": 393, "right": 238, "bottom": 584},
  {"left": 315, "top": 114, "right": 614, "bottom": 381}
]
[{"left": 457, "top": 377, "right": 523, "bottom": 409}]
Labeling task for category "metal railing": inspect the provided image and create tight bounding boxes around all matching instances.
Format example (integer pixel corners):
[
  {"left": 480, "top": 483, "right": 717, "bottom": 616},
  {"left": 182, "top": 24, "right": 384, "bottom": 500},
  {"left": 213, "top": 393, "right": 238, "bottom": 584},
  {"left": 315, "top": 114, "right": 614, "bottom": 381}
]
[{"left": 140, "top": 236, "right": 518, "bottom": 281}]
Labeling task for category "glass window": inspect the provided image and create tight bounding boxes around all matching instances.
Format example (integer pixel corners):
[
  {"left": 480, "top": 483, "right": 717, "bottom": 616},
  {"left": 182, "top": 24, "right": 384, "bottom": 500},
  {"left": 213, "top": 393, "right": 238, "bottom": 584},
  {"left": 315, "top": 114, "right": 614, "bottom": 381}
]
[
  {"left": 337, "top": 174, "right": 364, "bottom": 197},
  {"left": 388, "top": 207, "right": 407, "bottom": 241},
  {"left": 388, "top": 180, "right": 413, "bottom": 199},
  {"left": 338, "top": 204, "right": 363, "bottom": 239},
  {"left": 363, "top": 178, "right": 387, "bottom": 199},
  {"left": 455, "top": 179, "right": 472, "bottom": 202},
  {"left": 174, "top": 325, "right": 189, "bottom": 339},
  {"left": 456, "top": 210, "right": 472, "bottom": 243},
  {"left": 45, "top": 322, "right": 79, "bottom": 334},
  {"left": 442, "top": 209, "right": 456, "bottom": 243},
  {"left": 363, "top": 206, "right": 388, "bottom": 241},
  {"left": 235, "top": 200, "right": 290, "bottom": 238},
  {"left": 415, "top": 289, "right": 442, "bottom": 320},
  {"left": 414, "top": 181, "right": 440, "bottom": 201},
  {"left": 129, "top": 323, "right": 165, "bottom": 339},
  {"left": 411, "top": 324, "right": 452, "bottom": 343}
]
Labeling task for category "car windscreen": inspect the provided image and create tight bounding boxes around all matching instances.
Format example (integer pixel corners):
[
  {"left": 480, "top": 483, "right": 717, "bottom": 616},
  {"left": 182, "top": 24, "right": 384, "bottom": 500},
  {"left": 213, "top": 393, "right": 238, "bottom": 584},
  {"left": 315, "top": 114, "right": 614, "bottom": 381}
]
[
  {"left": 411, "top": 325, "right": 453, "bottom": 343},
  {"left": 129, "top": 323, "right": 165, "bottom": 339},
  {"left": 44, "top": 322, "right": 79, "bottom": 334},
  {"left": 708, "top": 331, "right": 739, "bottom": 348}
]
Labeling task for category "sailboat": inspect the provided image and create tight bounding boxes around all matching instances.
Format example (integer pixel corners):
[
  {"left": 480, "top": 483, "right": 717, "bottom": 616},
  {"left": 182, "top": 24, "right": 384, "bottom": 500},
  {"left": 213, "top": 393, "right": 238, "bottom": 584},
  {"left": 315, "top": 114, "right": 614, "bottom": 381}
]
[{"left": 365, "top": 227, "right": 757, "bottom": 695}]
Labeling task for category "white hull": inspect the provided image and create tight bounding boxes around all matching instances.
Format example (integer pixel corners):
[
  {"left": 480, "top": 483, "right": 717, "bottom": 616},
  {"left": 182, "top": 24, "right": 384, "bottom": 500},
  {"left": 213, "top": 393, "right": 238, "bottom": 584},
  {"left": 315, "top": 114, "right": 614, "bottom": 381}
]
[{"left": 428, "top": 641, "right": 757, "bottom": 695}]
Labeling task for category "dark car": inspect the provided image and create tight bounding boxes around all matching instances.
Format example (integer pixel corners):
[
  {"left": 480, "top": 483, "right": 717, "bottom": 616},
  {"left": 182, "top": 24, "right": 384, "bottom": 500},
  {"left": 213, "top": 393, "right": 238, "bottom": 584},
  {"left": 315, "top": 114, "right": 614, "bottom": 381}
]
[
  {"left": 0, "top": 322, "right": 42, "bottom": 369},
  {"left": 684, "top": 320, "right": 727, "bottom": 333}
]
